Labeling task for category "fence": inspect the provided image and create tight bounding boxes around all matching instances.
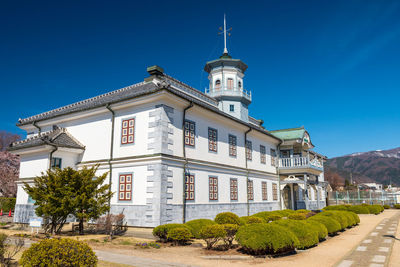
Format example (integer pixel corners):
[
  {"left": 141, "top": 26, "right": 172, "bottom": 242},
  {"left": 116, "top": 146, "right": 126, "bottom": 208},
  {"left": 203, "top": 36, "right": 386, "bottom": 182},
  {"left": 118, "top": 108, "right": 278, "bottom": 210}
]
[{"left": 327, "top": 190, "right": 400, "bottom": 206}]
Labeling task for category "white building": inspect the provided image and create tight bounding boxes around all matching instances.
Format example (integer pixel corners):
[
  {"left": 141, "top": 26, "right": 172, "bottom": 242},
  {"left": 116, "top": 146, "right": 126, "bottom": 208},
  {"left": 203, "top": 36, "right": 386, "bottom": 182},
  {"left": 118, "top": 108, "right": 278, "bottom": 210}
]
[{"left": 9, "top": 35, "right": 327, "bottom": 227}]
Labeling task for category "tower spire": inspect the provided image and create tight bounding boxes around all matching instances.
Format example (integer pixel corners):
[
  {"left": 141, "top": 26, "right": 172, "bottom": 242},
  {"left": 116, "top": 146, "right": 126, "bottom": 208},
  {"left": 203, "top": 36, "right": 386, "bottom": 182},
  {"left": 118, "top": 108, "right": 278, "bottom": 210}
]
[
  {"left": 219, "top": 14, "right": 232, "bottom": 56},
  {"left": 223, "top": 14, "right": 228, "bottom": 54}
]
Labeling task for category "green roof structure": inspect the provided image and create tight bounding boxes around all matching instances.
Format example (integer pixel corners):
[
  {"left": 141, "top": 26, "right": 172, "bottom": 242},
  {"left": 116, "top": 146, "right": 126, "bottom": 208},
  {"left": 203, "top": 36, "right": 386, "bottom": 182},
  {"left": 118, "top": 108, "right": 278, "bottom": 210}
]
[{"left": 269, "top": 127, "right": 306, "bottom": 140}]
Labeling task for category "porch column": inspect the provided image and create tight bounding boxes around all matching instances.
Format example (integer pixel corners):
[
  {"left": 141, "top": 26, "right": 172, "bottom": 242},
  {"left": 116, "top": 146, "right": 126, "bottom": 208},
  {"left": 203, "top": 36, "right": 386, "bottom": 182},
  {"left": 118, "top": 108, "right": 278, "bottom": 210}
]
[
  {"left": 304, "top": 174, "right": 309, "bottom": 210},
  {"left": 290, "top": 184, "right": 295, "bottom": 210},
  {"left": 316, "top": 186, "right": 320, "bottom": 209}
]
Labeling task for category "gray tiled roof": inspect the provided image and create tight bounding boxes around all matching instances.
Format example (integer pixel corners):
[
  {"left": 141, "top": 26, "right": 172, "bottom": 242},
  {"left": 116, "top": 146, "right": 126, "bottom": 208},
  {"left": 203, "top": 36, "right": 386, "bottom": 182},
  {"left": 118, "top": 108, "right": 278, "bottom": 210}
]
[
  {"left": 17, "top": 82, "right": 158, "bottom": 126},
  {"left": 16, "top": 73, "right": 281, "bottom": 142},
  {"left": 8, "top": 127, "right": 85, "bottom": 151}
]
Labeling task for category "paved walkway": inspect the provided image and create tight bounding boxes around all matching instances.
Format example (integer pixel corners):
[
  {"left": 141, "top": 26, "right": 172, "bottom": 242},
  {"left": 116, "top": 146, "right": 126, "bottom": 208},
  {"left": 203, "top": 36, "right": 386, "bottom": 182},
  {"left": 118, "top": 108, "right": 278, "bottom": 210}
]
[
  {"left": 95, "top": 250, "right": 199, "bottom": 267},
  {"left": 336, "top": 212, "right": 400, "bottom": 267}
]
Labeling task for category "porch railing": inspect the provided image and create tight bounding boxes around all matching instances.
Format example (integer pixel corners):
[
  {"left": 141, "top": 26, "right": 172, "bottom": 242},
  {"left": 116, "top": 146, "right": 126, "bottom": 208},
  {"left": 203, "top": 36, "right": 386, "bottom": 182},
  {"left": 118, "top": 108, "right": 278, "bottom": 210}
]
[{"left": 278, "top": 156, "right": 323, "bottom": 170}]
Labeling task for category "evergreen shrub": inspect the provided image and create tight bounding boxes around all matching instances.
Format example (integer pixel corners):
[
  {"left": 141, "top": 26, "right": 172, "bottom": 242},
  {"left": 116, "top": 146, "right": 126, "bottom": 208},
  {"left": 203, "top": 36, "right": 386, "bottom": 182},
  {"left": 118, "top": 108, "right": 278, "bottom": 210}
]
[
  {"left": 347, "top": 205, "right": 370, "bottom": 214},
  {"left": 0, "top": 198, "right": 16, "bottom": 212},
  {"left": 252, "top": 211, "right": 282, "bottom": 222},
  {"left": 153, "top": 223, "right": 190, "bottom": 242},
  {"left": 235, "top": 223, "right": 299, "bottom": 255},
  {"left": 383, "top": 205, "right": 390, "bottom": 209},
  {"left": 394, "top": 204, "right": 400, "bottom": 209},
  {"left": 19, "top": 238, "right": 97, "bottom": 267},
  {"left": 307, "top": 215, "right": 341, "bottom": 235},
  {"left": 185, "top": 219, "right": 216, "bottom": 239},
  {"left": 271, "top": 219, "right": 319, "bottom": 249},
  {"left": 288, "top": 213, "right": 307, "bottom": 220},
  {"left": 239, "top": 216, "right": 263, "bottom": 225},
  {"left": 222, "top": 224, "right": 239, "bottom": 249},
  {"left": 319, "top": 211, "right": 349, "bottom": 230},
  {"left": 305, "top": 220, "right": 328, "bottom": 241},
  {"left": 367, "top": 205, "right": 382, "bottom": 215},
  {"left": 199, "top": 224, "right": 226, "bottom": 249},
  {"left": 324, "top": 205, "right": 347, "bottom": 211},
  {"left": 167, "top": 227, "right": 193, "bottom": 245},
  {"left": 215, "top": 212, "right": 240, "bottom": 225}
]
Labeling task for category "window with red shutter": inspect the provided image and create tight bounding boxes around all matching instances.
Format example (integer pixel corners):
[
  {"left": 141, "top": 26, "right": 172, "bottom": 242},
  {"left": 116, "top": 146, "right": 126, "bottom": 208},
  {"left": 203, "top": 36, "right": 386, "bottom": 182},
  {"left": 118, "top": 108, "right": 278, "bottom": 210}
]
[
  {"left": 262, "top": 181, "right": 268, "bottom": 200},
  {"left": 121, "top": 118, "right": 135, "bottom": 144},
  {"left": 229, "top": 135, "right": 237, "bottom": 157},
  {"left": 209, "top": 177, "right": 218, "bottom": 200},
  {"left": 208, "top": 128, "right": 217, "bottom": 152},
  {"left": 185, "top": 174, "right": 195, "bottom": 200},
  {"left": 119, "top": 174, "right": 133, "bottom": 201},
  {"left": 247, "top": 180, "right": 254, "bottom": 200},
  {"left": 230, "top": 178, "right": 238, "bottom": 200},
  {"left": 184, "top": 121, "right": 195, "bottom": 146}
]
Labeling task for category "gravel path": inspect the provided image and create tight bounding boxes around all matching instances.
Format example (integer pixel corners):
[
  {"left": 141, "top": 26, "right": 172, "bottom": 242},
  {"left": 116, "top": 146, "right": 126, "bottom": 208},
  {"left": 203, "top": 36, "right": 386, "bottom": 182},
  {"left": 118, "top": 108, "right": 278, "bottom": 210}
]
[
  {"left": 95, "top": 250, "right": 199, "bottom": 267},
  {"left": 336, "top": 212, "right": 400, "bottom": 267}
]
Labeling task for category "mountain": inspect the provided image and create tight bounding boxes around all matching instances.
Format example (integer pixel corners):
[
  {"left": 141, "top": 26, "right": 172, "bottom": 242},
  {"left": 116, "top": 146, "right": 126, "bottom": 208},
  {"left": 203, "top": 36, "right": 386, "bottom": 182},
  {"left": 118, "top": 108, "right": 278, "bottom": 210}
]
[{"left": 325, "top": 147, "right": 400, "bottom": 187}]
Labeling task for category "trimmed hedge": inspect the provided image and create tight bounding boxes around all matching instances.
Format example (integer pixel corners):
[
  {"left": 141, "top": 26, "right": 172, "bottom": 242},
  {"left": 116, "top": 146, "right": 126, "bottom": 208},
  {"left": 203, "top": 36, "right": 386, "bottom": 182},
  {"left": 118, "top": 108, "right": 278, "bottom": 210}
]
[
  {"left": 215, "top": 212, "right": 240, "bottom": 225},
  {"left": 222, "top": 224, "right": 239, "bottom": 248},
  {"left": 199, "top": 224, "right": 226, "bottom": 249},
  {"left": 347, "top": 205, "right": 370, "bottom": 214},
  {"left": 167, "top": 227, "right": 193, "bottom": 245},
  {"left": 324, "top": 205, "right": 348, "bottom": 211},
  {"left": 383, "top": 205, "right": 390, "bottom": 209},
  {"left": 236, "top": 223, "right": 299, "bottom": 255},
  {"left": 305, "top": 220, "right": 328, "bottom": 241},
  {"left": 307, "top": 215, "right": 341, "bottom": 235},
  {"left": 20, "top": 238, "right": 97, "bottom": 266},
  {"left": 239, "top": 216, "right": 263, "bottom": 225},
  {"left": 318, "top": 211, "right": 348, "bottom": 230},
  {"left": 394, "top": 204, "right": 400, "bottom": 209},
  {"left": 153, "top": 223, "right": 191, "bottom": 242},
  {"left": 252, "top": 211, "right": 283, "bottom": 223},
  {"left": 0, "top": 198, "right": 16, "bottom": 211},
  {"left": 272, "top": 219, "right": 319, "bottom": 249},
  {"left": 185, "top": 219, "right": 216, "bottom": 239},
  {"left": 288, "top": 213, "right": 307, "bottom": 220}
]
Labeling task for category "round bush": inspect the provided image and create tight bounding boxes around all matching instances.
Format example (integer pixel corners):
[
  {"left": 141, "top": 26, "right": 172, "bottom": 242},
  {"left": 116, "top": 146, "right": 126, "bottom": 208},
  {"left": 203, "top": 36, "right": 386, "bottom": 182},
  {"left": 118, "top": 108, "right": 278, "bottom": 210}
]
[
  {"left": 167, "top": 227, "right": 192, "bottom": 245},
  {"left": 394, "top": 204, "right": 400, "bottom": 209},
  {"left": 347, "top": 211, "right": 360, "bottom": 224},
  {"left": 272, "top": 219, "right": 319, "bottom": 249},
  {"left": 296, "top": 209, "right": 310, "bottom": 213},
  {"left": 185, "top": 219, "right": 216, "bottom": 239},
  {"left": 323, "top": 205, "right": 347, "bottom": 211},
  {"left": 239, "top": 216, "right": 263, "bottom": 225},
  {"left": 215, "top": 212, "right": 240, "bottom": 225},
  {"left": 20, "top": 238, "right": 97, "bottom": 267},
  {"left": 288, "top": 213, "right": 307, "bottom": 220},
  {"left": 235, "top": 223, "right": 299, "bottom": 255},
  {"left": 222, "top": 224, "right": 239, "bottom": 248},
  {"left": 271, "top": 209, "right": 296, "bottom": 217},
  {"left": 319, "top": 211, "right": 349, "bottom": 230},
  {"left": 383, "top": 204, "right": 390, "bottom": 209},
  {"left": 304, "top": 220, "right": 328, "bottom": 241},
  {"left": 342, "top": 211, "right": 359, "bottom": 226},
  {"left": 153, "top": 223, "right": 190, "bottom": 242},
  {"left": 347, "top": 205, "right": 370, "bottom": 214},
  {"left": 307, "top": 215, "right": 341, "bottom": 235},
  {"left": 253, "top": 211, "right": 282, "bottom": 222},
  {"left": 199, "top": 224, "right": 226, "bottom": 249}
]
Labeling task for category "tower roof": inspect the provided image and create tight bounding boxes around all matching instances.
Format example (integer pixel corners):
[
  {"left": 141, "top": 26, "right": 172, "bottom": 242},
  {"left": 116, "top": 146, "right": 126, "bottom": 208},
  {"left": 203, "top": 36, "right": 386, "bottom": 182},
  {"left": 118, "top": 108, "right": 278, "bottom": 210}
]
[{"left": 204, "top": 56, "right": 248, "bottom": 73}]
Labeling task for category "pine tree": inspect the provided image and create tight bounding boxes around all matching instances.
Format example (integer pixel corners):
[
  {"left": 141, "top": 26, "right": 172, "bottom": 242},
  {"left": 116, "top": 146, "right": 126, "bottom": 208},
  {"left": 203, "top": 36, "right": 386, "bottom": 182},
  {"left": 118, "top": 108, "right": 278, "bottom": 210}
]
[
  {"left": 70, "top": 166, "right": 112, "bottom": 235},
  {"left": 24, "top": 168, "right": 76, "bottom": 234}
]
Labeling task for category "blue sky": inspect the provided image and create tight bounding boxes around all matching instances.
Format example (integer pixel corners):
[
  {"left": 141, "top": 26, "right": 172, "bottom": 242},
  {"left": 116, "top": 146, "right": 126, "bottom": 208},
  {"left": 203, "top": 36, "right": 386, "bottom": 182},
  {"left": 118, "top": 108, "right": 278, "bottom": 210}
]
[{"left": 1, "top": 0, "right": 399, "bottom": 158}]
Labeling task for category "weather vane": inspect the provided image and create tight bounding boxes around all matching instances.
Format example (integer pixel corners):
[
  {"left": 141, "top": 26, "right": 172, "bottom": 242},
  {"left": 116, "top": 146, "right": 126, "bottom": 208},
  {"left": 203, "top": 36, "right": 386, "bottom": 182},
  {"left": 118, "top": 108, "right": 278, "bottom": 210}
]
[{"left": 218, "top": 14, "right": 232, "bottom": 54}]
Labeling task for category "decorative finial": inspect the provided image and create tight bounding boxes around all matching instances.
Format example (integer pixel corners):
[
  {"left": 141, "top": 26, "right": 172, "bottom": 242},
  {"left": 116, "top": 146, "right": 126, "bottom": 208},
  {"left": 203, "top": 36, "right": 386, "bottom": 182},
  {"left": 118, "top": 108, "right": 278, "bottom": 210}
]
[{"left": 219, "top": 14, "right": 232, "bottom": 55}]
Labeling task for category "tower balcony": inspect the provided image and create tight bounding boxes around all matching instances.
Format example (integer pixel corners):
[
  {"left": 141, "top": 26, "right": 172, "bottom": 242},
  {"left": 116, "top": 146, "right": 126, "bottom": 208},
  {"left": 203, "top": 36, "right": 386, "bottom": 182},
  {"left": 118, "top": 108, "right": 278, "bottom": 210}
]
[
  {"left": 205, "top": 86, "right": 252, "bottom": 103},
  {"left": 278, "top": 156, "right": 323, "bottom": 175}
]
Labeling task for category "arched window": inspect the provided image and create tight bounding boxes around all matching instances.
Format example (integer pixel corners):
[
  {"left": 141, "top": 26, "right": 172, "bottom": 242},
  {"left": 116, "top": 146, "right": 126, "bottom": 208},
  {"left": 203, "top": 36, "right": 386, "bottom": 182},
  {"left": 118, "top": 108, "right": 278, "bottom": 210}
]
[
  {"left": 238, "top": 81, "right": 242, "bottom": 89},
  {"left": 215, "top": 80, "right": 221, "bottom": 90},
  {"left": 227, "top": 78, "right": 233, "bottom": 90}
]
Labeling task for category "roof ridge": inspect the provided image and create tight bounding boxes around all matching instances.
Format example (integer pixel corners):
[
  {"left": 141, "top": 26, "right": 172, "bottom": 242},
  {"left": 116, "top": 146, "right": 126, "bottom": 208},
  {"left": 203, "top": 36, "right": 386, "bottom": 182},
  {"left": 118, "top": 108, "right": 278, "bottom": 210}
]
[
  {"left": 19, "top": 81, "right": 147, "bottom": 124},
  {"left": 11, "top": 128, "right": 62, "bottom": 146},
  {"left": 270, "top": 126, "right": 304, "bottom": 132}
]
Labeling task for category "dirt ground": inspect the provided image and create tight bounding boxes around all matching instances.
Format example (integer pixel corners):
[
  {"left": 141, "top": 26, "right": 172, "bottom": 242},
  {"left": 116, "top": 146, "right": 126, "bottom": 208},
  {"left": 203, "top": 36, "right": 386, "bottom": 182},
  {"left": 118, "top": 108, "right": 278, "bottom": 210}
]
[
  {"left": 1, "top": 210, "right": 399, "bottom": 267},
  {"left": 87, "top": 210, "right": 400, "bottom": 267}
]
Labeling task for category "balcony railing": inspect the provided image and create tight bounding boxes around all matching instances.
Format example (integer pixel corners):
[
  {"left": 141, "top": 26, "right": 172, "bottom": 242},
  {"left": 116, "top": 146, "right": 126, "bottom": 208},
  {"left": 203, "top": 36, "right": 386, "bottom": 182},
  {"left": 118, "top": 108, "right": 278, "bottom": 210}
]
[
  {"left": 278, "top": 156, "right": 323, "bottom": 171},
  {"left": 205, "top": 86, "right": 252, "bottom": 102}
]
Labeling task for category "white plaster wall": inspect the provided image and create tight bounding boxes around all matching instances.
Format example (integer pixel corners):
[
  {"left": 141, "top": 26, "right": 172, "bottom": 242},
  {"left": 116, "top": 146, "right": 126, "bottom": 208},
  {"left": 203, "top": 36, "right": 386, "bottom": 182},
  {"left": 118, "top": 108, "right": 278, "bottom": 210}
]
[
  {"left": 15, "top": 184, "right": 30, "bottom": 205},
  {"left": 169, "top": 164, "right": 279, "bottom": 205},
  {"left": 19, "top": 153, "right": 49, "bottom": 178},
  {"left": 110, "top": 164, "right": 150, "bottom": 206},
  {"left": 167, "top": 103, "right": 278, "bottom": 174},
  {"left": 52, "top": 150, "right": 80, "bottom": 169}
]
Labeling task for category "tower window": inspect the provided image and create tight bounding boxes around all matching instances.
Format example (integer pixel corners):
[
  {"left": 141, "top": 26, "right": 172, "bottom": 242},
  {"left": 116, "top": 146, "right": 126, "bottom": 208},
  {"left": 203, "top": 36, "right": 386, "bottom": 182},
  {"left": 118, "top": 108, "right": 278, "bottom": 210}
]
[
  {"left": 238, "top": 81, "right": 242, "bottom": 89},
  {"left": 229, "top": 104, "right": 234, "bottom": 112},
  {"left": 215, "top": 80, "right": 221, "bottom": 90},
  {"left": 227, "top": 78, "right": 233, "bottom": 90}
]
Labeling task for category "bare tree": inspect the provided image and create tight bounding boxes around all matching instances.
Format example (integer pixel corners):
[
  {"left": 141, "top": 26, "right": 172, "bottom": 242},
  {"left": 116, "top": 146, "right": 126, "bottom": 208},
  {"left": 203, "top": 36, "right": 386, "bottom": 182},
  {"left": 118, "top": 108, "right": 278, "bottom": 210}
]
[
  {"left": 325, "top": 169, "right": 342, "bottom": 191},
  {"left": 0, "top": 131, "right": 20, "bottom": 151}
]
